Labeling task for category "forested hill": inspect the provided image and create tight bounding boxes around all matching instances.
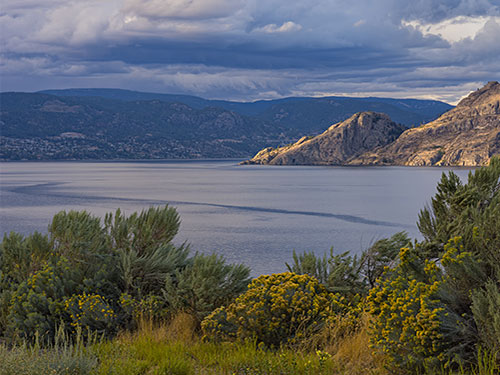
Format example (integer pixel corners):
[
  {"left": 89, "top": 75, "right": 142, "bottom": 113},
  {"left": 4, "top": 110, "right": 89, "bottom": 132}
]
[
  {"left": 40, "top": 88, "right": 452, "bottom": 130},
  {"left": 1, "top": 89, "right": 452, "bottom": 160}
]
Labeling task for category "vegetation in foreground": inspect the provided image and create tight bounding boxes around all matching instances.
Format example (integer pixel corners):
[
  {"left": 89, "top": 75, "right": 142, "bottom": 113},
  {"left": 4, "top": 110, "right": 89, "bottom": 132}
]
[{"left": 1, "top": 158, "right": 499, "bottom": 374}]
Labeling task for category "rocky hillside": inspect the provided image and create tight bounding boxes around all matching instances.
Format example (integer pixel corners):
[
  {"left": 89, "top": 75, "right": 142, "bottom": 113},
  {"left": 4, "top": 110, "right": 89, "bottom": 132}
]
[
  {"left": 241, "top": 112, "right": 405, "bottom": 165},
  {"left": 353, "top": 81, "right": 500, "bottom": 166},
  {"left": 243, "top": 81, "right": 500, "bottom": 167}
]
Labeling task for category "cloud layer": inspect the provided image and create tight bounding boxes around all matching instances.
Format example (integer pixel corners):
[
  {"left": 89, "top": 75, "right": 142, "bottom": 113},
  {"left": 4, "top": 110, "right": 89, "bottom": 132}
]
[{"left": 1, "top": 0, "right": 499, "bottom": 103}]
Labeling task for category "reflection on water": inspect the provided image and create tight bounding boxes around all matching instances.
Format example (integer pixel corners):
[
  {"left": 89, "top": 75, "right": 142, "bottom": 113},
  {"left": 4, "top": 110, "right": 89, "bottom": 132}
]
[{"left": 0, "top": 160, "right": 472, "bottom": 276}]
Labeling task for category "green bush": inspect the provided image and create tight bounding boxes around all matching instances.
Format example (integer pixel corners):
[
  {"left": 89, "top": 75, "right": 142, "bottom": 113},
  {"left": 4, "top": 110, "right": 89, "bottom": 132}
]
[
  {"left": 163, "top": 253, "right": 250, "bottom": 323},
  {"left": 202, "top": 272, "right": 336, "bottom": 347},
  {"left": 471, "top": 279, "right": 500, "bottom": 355},
  {"left": 417, "top": 157, "right": 500, "bottom": 361},
  {"left": 64, "top": 293, "right": 118, "bottom": 337},
  {"left": 360, "top": 231, "right": 410, "bottom": 288},
  {"left": 8, "top": 258, "right": 77, "bottom": 341},
  {"left": 286, "top": 249, "right": 364, "bottom": 296},
  {"left": 2, "top": 205, "right": 254, "bottom": 342},
  {"left": 286, "top": 232, "right": 410, "bottom": 296},
  {"left": 367, "top": 242, "right": 466, "bottom": 372},
  {"left": 2, "top": 206, "right": 188, "bottom": 341},
  {"left": 368, "top": 158, "right": 500, "bottom": 372},
  {"left": 104, "top": 206, "right": 190, "bottom": 298}
]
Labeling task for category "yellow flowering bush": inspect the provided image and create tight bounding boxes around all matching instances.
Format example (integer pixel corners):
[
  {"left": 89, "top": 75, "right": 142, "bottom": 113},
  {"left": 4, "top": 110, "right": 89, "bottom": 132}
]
[
  {"left": 202, "top": 272, "right": 336, "bottom": 346},
  {"left": 367, "top": 238, "right": 480, "bottom": 372},
  {"left": 64, "top": 292, "right": 117, "bottom": 337},
  {"left": 8, "top": 258, "right": 76, "bottom": 341},
  {"left": 367, "top": 245, "right": 447, "bottom": 371}
]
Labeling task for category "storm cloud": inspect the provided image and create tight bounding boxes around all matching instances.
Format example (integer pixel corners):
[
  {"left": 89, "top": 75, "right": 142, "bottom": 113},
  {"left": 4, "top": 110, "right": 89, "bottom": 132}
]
[{"left": 1, "top": 0, "right": 499, "bottom": 103}]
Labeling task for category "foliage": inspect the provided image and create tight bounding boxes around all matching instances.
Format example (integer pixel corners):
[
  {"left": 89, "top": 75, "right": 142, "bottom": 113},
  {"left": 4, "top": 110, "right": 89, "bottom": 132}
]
[
  {"left": 417, "top": 156, "right": 500, "bottom": 259},
  {"left": 202, "top": 272, "right": 336, "bottom": 347},
  {"left": 360, "top": 232, "right": 410, "bottom": 288},
  {"left": 1, "top": 205, "right": 251, "bottom": 342},
  {"left": 0, "top": 231, "right": 52, "bottom": 285},
  {"left": 163, "top": 253, "right": 250, "bottom": 323},
  {"left": 119, "top": 293, "right": 169, "bottom": 326},
  {"left": 417, "top": 158, "right": 500, "bottom": 359},
  {"left": 286, "top": 249, "right": 364, "bottom": 296},
  {"left": 104, "top": 206, "right": 189, "bottom": 298},
  {"left": 366, "top": 158, "right": 500, "bottom": 372},
  {"left": 470, "top": 278, "right": 500, "bottom": 354},
  {"left": 8, "top": 258, "right": 79, "bottom": 341},
  {"left": 286, "top": 232, "right": 410, "bottom": 295},
  {"left": 0, "top": 232, "right": 52, "bottom": 335},
  {"left": 367, "top": 244, "right": 450, "bottom": 371},
  {"left": 64, "top": 293, "right": 117, "bottom": 337},
  {"left": 367, "top": 237, "right": 496, "bottom": 372}
]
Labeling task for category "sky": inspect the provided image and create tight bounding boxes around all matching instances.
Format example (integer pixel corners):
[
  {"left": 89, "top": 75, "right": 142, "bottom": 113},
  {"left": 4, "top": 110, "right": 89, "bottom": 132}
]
[{"left": 1, "top": 0, "right": 500, "bottom": 104}]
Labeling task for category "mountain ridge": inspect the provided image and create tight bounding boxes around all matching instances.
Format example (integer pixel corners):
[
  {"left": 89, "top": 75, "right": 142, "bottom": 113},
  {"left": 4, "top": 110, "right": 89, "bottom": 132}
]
[
  {"left": 244, "top": 81, "right": 500, "bottom": 167},
  {"left": 0, "top": 89, "right": 452, "bottom": 160},
  {"left": 37, "top": 88, "right": 452, "bottom": 129}
]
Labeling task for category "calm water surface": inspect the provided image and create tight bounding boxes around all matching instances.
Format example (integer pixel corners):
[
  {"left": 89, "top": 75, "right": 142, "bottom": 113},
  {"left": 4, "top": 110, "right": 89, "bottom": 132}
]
[{"left": 0, "top": 160, "right": 472, "bottom": 276}]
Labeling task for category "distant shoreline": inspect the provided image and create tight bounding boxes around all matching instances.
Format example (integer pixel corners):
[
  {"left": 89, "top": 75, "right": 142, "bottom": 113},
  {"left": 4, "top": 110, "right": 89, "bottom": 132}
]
[
  {"left": 0, "top": 158, "right": 478, "bottom": 169},
  {"left": 0, "top": 158, "right": 247, "bottom": 163}
]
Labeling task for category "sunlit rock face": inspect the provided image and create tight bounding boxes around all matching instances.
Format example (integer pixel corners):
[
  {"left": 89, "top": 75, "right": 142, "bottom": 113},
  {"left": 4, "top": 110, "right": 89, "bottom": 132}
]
[
  {"left": 245, "top": 82, "right": 500, "bottom": 167},
  {"left": 243, "top": 111, "right": 405, "bottom": 165},
  {"left": 352, "top": 81, "right": 500, "bottom": 167}
]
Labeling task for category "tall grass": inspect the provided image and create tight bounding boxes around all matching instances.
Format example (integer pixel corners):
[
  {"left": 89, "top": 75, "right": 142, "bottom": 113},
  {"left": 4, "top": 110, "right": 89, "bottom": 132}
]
[
  {"left": 94, "top": 313, "right": 339, "bottom": 375},
  {"left": 0, "top": 314, "right": 497, "bottom": 375},
  {"left": 0, "top": 327, "right": 97, "bottom": 375}
]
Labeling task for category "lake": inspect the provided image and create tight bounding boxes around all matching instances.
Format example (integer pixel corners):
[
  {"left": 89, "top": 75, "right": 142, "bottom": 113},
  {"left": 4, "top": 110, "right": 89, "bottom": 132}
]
[{"left": 0, "top": 160, "right": 472, "bottom": 276}]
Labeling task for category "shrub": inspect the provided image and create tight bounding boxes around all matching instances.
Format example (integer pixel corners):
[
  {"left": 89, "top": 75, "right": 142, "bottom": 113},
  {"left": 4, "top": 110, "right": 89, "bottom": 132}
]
[
  {"left": 202, "top": 272, "right": 336, "bottom": 347},
  {"left": 286, "top": 232, "right": 410, "bottom": 296},
  {"left": 367, "top": 158, "right": 500, "bottom": 372},
  {"left": 163, "top": 253, "right": 250, "bottom": 323},
  {"left": 417, "top": 156, "right": 500, "bottom": 259},
  {"left": 367, "top": 245, "right": 448, "bottom": 371},
  {"left": 119, "top": 293, "right": 169, "bottom": 327},
  {"left": 2, "top": 205, "right": 191, "bottom": 341},
  {"left": 367, "top": 237, "right": 488, "bottom": 372},
  {"left": 471, "top": 279, "right": 500, "bottom": 355},
  {"left": 360, "top": 231, "right": 410, "bottom": 288},
  {"left": 415, "top": 158, "right": 500, "bottom": 361},
  {"left": 8, "top": 258, "right": 78, "bottom": 341},
  {"left": 0, "top": 231, "right": 51, "bottom": 285},
  {"left": 104, "top": 206, "right": 190, "bottom": 298},
  {"left": 64, "top": 293, "right": 118, "bottom": 337},
  {"left": 0, "top": 232, "right": 52, "bottom": 335},
  {"left": 286, "top": 249, "right": 364, "bottom": 296}
]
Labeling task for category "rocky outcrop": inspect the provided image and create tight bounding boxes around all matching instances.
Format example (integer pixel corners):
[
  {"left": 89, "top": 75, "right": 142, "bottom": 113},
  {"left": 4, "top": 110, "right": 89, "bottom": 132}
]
[
  {"left": 242, "top": 112, "right": 405, "bottom": 165},
  {"left": 352, "top": 81, "right": 500, "bottom": 166},
  {"left": 243, "top": 81, "right": 500, "bottom": 167}
]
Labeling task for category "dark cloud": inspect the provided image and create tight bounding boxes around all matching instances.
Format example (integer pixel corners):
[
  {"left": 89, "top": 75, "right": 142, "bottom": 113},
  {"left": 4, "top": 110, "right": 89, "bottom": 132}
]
[{"left": 1, "top": 0, "right": 499, "bottom": 103}]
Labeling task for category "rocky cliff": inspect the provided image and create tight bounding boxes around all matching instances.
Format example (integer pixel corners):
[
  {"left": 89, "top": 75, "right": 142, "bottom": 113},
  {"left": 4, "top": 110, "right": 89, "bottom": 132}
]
[
  {"left": 243, "top": 81, "right": 500, "bottom": 167},
  {"left": 352, "top": 81, "right": 500, "bottom": 166},
  {"left": 241, "top": 112, "right": 405, "bottom": 165}
]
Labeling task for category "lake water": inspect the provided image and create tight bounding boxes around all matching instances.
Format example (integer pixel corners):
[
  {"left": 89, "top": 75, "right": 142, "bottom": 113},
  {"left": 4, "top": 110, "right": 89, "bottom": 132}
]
[{"left": 0, "top": 160, "right": 472, "bottom": 276}]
